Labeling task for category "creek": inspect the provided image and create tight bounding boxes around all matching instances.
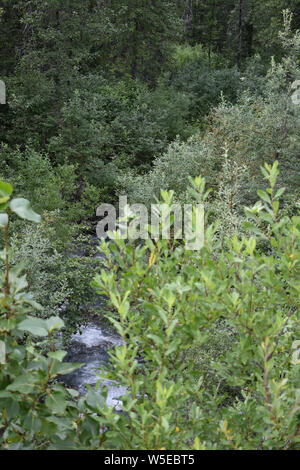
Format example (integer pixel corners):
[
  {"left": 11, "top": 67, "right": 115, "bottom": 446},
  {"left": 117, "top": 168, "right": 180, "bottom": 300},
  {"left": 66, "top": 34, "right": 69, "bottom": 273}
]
[
  {"left": 61, "top": 321, "right": 126, "bottom": 410},
  {"left": 59, "top": 234, "right": 126, "bottom": 410}
]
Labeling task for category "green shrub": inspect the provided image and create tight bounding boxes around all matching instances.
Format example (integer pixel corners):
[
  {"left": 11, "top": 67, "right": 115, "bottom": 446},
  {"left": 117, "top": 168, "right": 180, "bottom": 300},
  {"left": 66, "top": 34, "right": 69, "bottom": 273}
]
[
  {"left": 163, "top": 43, "right": 242, "bottom": 125},
  {"left": 0, "top": 144, "right": 102, "bottom": 231},
  {"left": 203, "top": 15, "right": 300, "bottom": 207},
  {"left": 1, "top": 167, "right": 299, "bottom": 450},
  {"left": 92, "top": 162, "right": 299, "bottom": 450},
  {"left": 9, "top": 223, "right": 71, "bottom": 319},
  {"left": 8, "top": 219, "right": 101, "bottom": 335},
  {"left": 118, "top": 136, "right": 216, "bottom": 207},
  {"left": 0, "top": 180, "right": 111, "bottom": 449},
  {"left": 119, "top": 20, "right": 300, "bottom": 214},
  {"left": 46, "top": 75, "right": 193, "bottom": 185}
]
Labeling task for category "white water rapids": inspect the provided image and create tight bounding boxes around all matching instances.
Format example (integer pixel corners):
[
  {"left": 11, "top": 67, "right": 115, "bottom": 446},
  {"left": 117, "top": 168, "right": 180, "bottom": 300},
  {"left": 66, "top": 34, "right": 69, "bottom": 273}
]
[{"left": 61, "top": 322, "right": 126, "bottom": 410}]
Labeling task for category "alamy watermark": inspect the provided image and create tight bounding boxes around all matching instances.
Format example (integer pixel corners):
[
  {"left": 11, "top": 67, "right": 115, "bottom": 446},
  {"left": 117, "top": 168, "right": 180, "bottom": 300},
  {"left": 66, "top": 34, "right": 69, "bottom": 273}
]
[
  {"left": 292, "top": 341, "right": 300, "bottom": 365},
  {"left": 0, "top": 341, "right": 5, "bottom": 364},
  {"left": 291, "top": 80, "right": 300, "bottom": 105},
  {"left": 0, "top": 80, "right": 6, "bottom": 104},
  {"left": 96, "top": 196, "right": 204, "bottom": 250}
]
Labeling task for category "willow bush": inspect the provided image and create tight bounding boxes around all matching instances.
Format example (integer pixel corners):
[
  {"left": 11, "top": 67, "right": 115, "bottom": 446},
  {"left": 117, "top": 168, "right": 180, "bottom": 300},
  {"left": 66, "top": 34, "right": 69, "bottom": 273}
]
[
  {"left": 92, "top": 162, "right": 299, "bottom": 450},
  {"left": 0, "top": 162, "right": 299, "bottom": 449}
]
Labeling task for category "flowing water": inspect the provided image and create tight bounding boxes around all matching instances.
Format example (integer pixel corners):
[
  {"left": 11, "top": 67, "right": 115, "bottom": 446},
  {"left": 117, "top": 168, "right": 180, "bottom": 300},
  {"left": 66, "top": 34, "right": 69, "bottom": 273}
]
[
  {"left": 61, "top": 321, "right": 126, "bottom": 410},
  {"left": 60, "top": 235, "right": 127, "bottom": 410}
]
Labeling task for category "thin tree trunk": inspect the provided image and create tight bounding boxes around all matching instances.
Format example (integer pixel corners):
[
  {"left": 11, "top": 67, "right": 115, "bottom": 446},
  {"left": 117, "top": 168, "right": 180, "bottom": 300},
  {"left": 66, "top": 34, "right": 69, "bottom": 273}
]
[
  {"left": 185, "top": 0, "right": 193, "bottom": 39},
  {"left": 237, "top": 0, "right": 243, "bottom": 70},
  {"left": 208, "top": 0, "right": 216, "bottom": 64}
]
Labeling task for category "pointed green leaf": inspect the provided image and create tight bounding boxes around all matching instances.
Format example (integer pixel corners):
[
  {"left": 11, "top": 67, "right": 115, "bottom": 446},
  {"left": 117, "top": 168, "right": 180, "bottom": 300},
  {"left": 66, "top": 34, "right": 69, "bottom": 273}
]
[
  {"left": 0, "top": 181, "right": 13, "bottom": 198},
  {"left": 46, "top": 316, "right": 65, "bottom": 333},
  {"left": 275, "top": 187, "right": 286, "bottom": 199},
  {"left": 257, "top": 190, "right": 271, "bottom": 204},
  {"left": 66, "top": 388, "right": 79, "bottom": 397},
  {"left": 45, "top": 392, "right": 67, "bottom": 414},
  {"left": 19, "top": 292, "right": 43, "bottom": 311},
  {"left": 7, "top": 374, "right": 37, "bottom": 394},
  {"left": 10, "top": 198, "right": 41, "bottom": 223},
  {"left": 48, "top": 350, "right": 67, "bottom": 362},
  {"left": 18, "top": 317, "right": 48, "bottom": 336},
  {"left": 51, "top": 362, "right": 83, "bottom": 376},
  {"left": 13, "top": 275, "right": 28, "bottom": 293}
]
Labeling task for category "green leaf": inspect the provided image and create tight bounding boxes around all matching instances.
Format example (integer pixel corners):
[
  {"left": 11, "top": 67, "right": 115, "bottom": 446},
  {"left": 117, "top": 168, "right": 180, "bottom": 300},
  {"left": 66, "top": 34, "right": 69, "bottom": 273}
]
[
  {"left": 51, "top": 362, "right": 83, "bottom": 376},
  {"left": 0, "top": 180, "right": 13, "bottom": 198},
  {"left": 18, "top": 317, "right": 48, "bottom": 337},
  {"left": 5, "top": 399, "right": 20, "bottom": 419},
  {"left": 46, "top": 316, "right": 65, "bottom": 333},
  {"left": 20, "top": 293, "right": 43, "bottom": 311},
  {"left": 257, "top": 190, "right": 271, "bottom": 204},
  {"left": 0, "top": 202, "right": 9, "bottom": 211},
  {"left": 0, "top": 390, "right": 12, "bottom": 398},
  {"left": 10, "top": 198, "right": 41, "bottom": 223},
  {"left": 13, "top": 275, "right": 28, "bottom": 293},
  {"left": 0, "top": 196, "right": 9, "bottom": 205},
  {"left": 85, "top": 389, "right": 106, "bottom": 411},
  {"left": 0, "top": 213, "right": 8, "bottom": 228},
  {"left": 49, "top": 438, "right": 78, "bottom": 450},
  {"left": 23, "top": 414, "right": 42, "bottom": 433},
  {"left": 48, "top": 350, "right": 67, "bottom": 362},
  {"left": 243, "top": 221, "right": 268, "bottom": 239},
  {"left": 275, "top": 188, "right": 286, "bottom": 199},
  {"left": 66, "top": 388, "right": 79, "bottom": 398},
  {"left": 7, "top": 374, "right": 37, "bottom": 394},
  {"left": 45, "top": 392, "right": 67, "bottom": 415}
]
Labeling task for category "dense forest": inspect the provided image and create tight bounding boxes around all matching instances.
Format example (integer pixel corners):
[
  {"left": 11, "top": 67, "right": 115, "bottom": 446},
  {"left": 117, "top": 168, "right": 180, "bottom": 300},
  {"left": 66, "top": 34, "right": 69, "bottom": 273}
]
[{"left": 0, "top": 0, "right": 299, "bottom": 451}]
